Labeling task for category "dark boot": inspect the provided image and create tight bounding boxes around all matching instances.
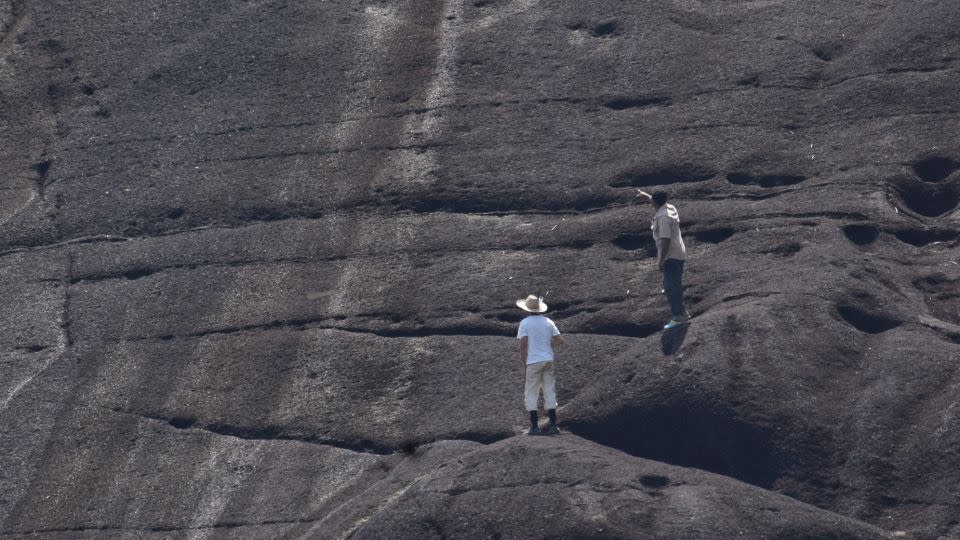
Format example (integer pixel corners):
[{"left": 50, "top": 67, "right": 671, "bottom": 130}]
[
  {"left": 544, "top": 409, "right": 560, "bottom": 435},
  {"left": 527, "top": 410, "right": 539, "bottom": 435}
]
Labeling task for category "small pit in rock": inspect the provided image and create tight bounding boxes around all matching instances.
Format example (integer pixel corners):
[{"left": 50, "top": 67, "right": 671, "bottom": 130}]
[
  {"left": 893, "top": 229, "right": 959, "bottom": 247},
  {"left": 842, "top": 224, "right": 879, "bottom": 246},
  {"left": 727, "top": 173, "right": 807, "bottom": 188},
  {"left": 611, "top": 234, "right": 656, "bottom": 256},
  {"left": 912, "top": 156, "right": 960, "bottom": 183},
  {"left": 590, "top": 20, "right": 621, "bottom": 38},
  {"left": 610, "top": 166, "right": 716, "bottom": 188},
  {"left": 168, "top": 417, "right": 196, "bottom": 430},
  {"left": 836, "top": 305, "right": 902, "bottom": 334},
  {"left": 693, "top": 228, "right": 735, "bottom": 244},
  {"left": 894, "top": 182, "right": 960, "bottom": 217},
  {"left": 762, "top": 242, "right": 803, "bottom": 257},
  {"left": 34, "top": 160, "right": 52, "bottom": 179},
  {"left": 639, "top": 475, "right": 669, "bottom": 488}
]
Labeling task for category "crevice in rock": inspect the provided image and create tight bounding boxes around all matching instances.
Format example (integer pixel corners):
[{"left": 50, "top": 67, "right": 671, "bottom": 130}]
[
  {"left": 3, "top": 516, "right": 330, "bottom": 535},
  {"left": 842, "top": 224, "right": 880, "bottom": 245},
  {"left": 609, "top": 166, "right": 717, "bottom": 188},
  {"left": 15, "top": 344, "right": 50, "bottom": 353},
  {"left": 568, "top": 401, "right": 779, "bottom": 489},
  {"left": 722, "top": 292, "right": 779, "bottom": 303},
  {"left": 582, "top": 321, "right": 660, "bottom": 339},
  {"left": 912, "top": 156, "right": 960, "bottom": 183},
  {"left": 835, "top": 305, "right": 902, "bottom": 334},
  {"left": 109, "top": 407, "right": 395, "bottom": 455},
  {"left": 603, "top": 96, "right": 672, "bottom": 110},
  {"left": 61, "top": 252, "right": 75, "bottom": 347},
  {"left": 726, "top": 173, "right": 807, "bottom": 188}
]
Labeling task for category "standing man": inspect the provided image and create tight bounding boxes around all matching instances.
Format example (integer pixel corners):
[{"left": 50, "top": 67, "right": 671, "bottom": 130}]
[
  {"left": 637, "top": 190, "right": 690, "bottom": 329},
  {"left": 516, "top": 294, "right": 564, "bottom": 435}
]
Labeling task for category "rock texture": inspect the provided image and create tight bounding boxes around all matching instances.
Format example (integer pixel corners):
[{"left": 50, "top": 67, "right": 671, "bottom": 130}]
[{"left": 1, "top": 0, "right": 959, "bottom": 538}]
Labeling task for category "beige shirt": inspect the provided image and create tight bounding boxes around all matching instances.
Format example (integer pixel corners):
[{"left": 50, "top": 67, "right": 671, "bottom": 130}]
[{"left": 652, "top": 204, "right": 686, "bottom": 261}]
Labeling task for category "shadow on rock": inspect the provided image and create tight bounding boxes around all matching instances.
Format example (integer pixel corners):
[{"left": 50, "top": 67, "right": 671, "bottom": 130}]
[{"left": 661, "top": 323, "right": 689, "bottom": 355}]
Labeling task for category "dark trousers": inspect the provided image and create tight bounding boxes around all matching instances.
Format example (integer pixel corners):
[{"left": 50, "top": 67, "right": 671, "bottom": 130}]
[{"left": 662, "top": 259, "right": 686, "bottom": 319}]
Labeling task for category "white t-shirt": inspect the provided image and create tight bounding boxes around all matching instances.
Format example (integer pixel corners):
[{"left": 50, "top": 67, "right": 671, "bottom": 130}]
[
  {"left": 517, "top": 315, "right": 560, "bottom": 365},
  {"left": 652, "top": 204, "right": 687, "bottom": 261}
]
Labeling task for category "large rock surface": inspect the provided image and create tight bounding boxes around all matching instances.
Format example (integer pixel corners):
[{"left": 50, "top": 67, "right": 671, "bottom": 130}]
[{"left": 1, "top": 0, "right": 958, "bottom": 538}]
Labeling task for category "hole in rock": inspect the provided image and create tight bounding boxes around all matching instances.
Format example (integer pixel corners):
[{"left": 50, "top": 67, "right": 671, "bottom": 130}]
[
  {"left": 34, "top": 160, "right": 52, "bottom": 179},
  {"left": 591, "top": 21, "right": 620, "bottom": 37},
  {"left": 762, "top": 242, "right": 803, "bottom": 257},
  {"left": 894, "top": 182, "right": 960, "bottom": 217},
  {"left": 893, "top": 229, "right": 958, "bottom": 247},
  {"left": 913, "top": 274, "right": 956, "bottom": 293},
  {"left": 811, "top": 44, "right": 842, "bottom": 62},
  {"left": 912, "top": 156, "right": 960, "bottom": 182},
  {"left": 842, "top": 224, "right": 879, "bottom": 245},
  {"left": 167, "top": 207, "right": 184, "bottom": 219},
  {"left": 693, "top": 228, "right": 734, "bottom": 244},
  {"left": 82, "top": 84, "right": 95, "bottom": 96},
  {"left": 836, "top": 305, "right": 902, "bottom": 334},
  {"left": 736, "top": 75, "right": 759, "bottom": 87},
  {"left": 168, "top": 417, "right": 196, "bottom": 429},
  {"left": 611, "top": 234, "right": 656, "bottom": 256},
  {"left": 40, "top": 39, "right": 65, "bottom": 52},
  {"left": 727, "top": 173, "right": 807, "bottom": 188},
  {"left": 639, "top": 475, "right": 669, "bottom": 488},
  {"left": 610, "top": 166, "right": 716, "bottom": 188},
  {"left": 603, "top": 96, "right": 671, "bottom": 110},
  {"left": 570, "top": 401, "right": 778, "bottom": 488},
  {"left": 94, "top": 107, "right": 112, "bottom": 118}
]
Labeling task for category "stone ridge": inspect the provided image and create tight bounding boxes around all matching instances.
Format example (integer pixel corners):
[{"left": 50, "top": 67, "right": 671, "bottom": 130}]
[{"left": 1, "top": 0, "right": 959, "bottom": 539}]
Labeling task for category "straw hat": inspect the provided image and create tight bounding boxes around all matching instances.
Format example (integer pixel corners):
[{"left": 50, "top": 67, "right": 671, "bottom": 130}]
[{"left": 516, "top": 294, "right": 547, "bottom": 313}]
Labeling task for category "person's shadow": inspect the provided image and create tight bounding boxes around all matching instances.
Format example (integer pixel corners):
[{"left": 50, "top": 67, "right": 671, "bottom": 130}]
[{"left": 660, "top": 324, "right": 689, "bottom": 356}]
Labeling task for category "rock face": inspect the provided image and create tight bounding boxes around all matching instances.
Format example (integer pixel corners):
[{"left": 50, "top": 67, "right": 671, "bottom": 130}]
[{"left": 1, "top": 0, "right": 959, "bottom": 538}]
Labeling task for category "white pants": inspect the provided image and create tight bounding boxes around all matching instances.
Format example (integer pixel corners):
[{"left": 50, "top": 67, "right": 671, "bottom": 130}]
[{"left": 525, "top": 361, "right": 557, "bottom": 412}]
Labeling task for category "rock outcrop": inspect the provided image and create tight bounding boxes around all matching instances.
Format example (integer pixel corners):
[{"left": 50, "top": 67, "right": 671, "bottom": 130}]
[{"left": 2, "top": 0, "right": 959, "bottom": 538}]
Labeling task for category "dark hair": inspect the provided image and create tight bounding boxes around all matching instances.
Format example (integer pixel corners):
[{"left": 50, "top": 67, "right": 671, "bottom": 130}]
[{"left": 652, "top": 191, "right": 668, "bottom": 206}]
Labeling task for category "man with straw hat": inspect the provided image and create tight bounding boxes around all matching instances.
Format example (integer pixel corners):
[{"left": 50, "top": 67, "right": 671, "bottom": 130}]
[{"left": 516, "top": 294, "right": 565, "bottom": 435}]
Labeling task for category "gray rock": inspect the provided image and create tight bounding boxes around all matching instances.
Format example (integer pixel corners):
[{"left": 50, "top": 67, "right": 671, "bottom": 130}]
[{"left": 1, "top": 0, "right": 959, "bottom": 538}]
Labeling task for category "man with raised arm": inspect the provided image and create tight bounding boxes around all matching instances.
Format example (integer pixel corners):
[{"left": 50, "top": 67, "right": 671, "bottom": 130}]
[
  {"left": 516, "top": 294, "right": 565, "bottom": 435},
  {"left": 636, "top": 190, "right": 690, "bottom": 329}
]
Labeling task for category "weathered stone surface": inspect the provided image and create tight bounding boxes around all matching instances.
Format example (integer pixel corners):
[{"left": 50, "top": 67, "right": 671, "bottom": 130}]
[{"left": 1, "top": 0, "right": 959, "bottom": 538}]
